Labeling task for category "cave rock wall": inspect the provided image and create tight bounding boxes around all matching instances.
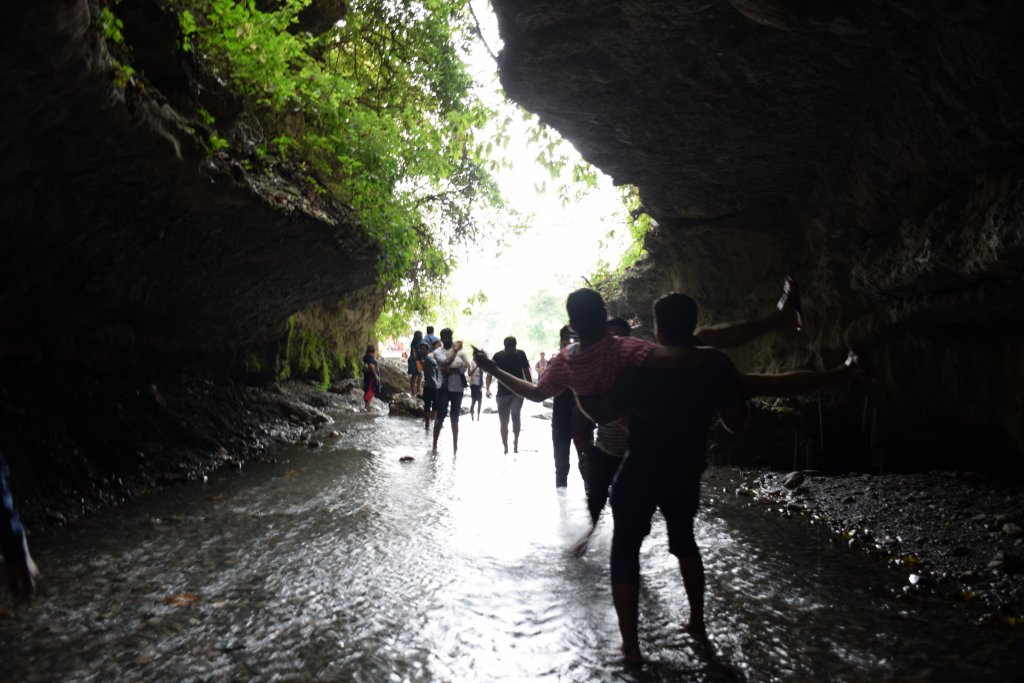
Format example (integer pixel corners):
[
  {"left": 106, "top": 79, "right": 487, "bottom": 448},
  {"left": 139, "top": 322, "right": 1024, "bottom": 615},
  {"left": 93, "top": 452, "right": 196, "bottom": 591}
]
[
  {"left": 0, "top": 1, "right": 380, "bottom": 370},
  {"left": 491, "top": 0, "right": 1024, "bottom": 471}
]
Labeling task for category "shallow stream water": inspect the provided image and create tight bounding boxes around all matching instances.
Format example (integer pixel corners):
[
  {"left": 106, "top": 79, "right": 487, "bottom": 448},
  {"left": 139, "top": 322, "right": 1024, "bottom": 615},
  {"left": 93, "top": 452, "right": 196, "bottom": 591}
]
[{"left": 3, "top": 401, "right": 1021, "bottom": 681}]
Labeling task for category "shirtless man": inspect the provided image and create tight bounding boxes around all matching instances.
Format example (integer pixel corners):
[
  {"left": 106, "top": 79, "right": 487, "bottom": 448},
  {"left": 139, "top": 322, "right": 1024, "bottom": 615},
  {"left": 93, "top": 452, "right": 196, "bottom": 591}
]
[{"left": 607, "top": 292, "right": 858, "bottom": 661}]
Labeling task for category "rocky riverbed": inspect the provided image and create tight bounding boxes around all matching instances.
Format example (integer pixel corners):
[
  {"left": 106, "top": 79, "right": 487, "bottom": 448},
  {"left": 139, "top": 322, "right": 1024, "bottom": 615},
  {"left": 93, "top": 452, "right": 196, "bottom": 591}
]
[{"left": 718, "top": 468, "right": 1024, "bottom": 625}]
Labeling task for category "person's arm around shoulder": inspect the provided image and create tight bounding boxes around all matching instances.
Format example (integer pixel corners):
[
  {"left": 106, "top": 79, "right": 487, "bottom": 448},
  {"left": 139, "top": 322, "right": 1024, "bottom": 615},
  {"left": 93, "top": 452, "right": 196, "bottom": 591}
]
[{"left": 643, "top": 344, "right": 730, "bottom": 370}]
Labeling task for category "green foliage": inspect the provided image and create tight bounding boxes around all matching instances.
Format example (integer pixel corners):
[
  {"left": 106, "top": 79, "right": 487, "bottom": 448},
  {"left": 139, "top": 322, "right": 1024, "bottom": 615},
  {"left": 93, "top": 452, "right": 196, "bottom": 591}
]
[
  {"left": 246, "top": 352, "right": 264, "bottom": 373},
  {"left": 207, "top": 133, "right": 230, "bottom": 152},
  {"left": 179, "top": 10, "right": 198, "bottom": 52},
  {"left": 524, "top": 114, "right": 598, "bottom": 207},
  {"left": 110, "top": 61, "right": 136, "bottom": 89},
  {"left": 97, "top": 4, "right": 125, "bottom": 43},
  {"left": 196, "top": 107, "right": 216, "bottom": 126},
  {"left": 588, "top": 185, "right": 652, "bottom": 301},
  {"left": 178, "top": 0, "right": 502, "bottom": 320}
]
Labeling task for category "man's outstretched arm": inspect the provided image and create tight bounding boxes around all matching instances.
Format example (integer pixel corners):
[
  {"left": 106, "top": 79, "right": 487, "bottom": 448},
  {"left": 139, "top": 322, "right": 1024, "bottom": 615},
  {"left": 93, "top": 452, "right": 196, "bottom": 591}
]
[
  {"left": 695, "top": 276, "right": 803, "bottom": 348},
  {"left": 472, "top": 349, "right": 554, "bottom": 402},
  {"left": 741, "top": 353, "right": 859, "bottom": 398}
]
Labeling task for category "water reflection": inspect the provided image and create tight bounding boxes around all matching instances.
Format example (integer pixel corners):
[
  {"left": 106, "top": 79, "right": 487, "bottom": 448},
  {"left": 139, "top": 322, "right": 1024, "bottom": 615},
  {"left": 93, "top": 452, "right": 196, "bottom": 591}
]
[{"left": 2, "top": 402, "right": 1021, "bottom": 681}]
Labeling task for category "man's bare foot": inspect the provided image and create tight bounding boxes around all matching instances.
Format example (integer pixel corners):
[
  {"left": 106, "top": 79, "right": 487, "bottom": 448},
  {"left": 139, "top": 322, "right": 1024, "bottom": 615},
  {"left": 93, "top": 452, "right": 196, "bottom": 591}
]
[
  {"left": 620, "top": 643, "right": 643, "bottom": 664},
  {"left": 777, "top": 275, "right": 803, "bottom": 333},
  {"left": 684, "top": 619, "right": 708, "bottom": 641}
]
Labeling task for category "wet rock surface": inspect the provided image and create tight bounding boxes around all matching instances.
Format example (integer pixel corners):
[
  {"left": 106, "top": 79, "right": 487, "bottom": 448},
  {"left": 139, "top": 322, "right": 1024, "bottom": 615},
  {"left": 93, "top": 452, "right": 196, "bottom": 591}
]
[
  {"left": 1, "top": 375, "right": 370, "bottom": 532},
  {"left": 728, "top": 468, "right": 1024, "bottom": 622}
]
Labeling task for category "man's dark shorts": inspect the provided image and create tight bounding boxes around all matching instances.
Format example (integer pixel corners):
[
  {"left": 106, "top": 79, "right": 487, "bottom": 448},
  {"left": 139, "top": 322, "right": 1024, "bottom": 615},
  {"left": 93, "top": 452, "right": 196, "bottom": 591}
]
[
  {"left": 422, "top": 385, "right": 437, "bottom": 413},
  {"left": 610, "top": 457, "right": 705, "bottom": 584},
  {"left": 434, "top": 388, "right": 464, "bottom": 428},
  {"left": 470, "top": 385, "right": 482, "bottom": 402}
]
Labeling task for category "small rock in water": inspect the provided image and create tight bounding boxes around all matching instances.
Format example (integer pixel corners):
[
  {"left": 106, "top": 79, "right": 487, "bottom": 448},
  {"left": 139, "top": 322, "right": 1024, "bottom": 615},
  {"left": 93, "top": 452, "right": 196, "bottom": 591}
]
[
  {"left": 399, "top": 456, "right": 415, "bottom": 463},
  {"left": 782, "top": 471, "right": 805, "bottom": 489},
  {"left": 1002, "top": 523, "right": 1023, "bottom": 538}
]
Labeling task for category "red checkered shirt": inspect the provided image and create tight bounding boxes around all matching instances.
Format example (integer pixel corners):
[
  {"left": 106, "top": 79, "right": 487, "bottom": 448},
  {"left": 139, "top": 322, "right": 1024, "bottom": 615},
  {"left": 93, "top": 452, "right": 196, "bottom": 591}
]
[{"left": 536, "top": 332, "right": 656, "bottom": 399}]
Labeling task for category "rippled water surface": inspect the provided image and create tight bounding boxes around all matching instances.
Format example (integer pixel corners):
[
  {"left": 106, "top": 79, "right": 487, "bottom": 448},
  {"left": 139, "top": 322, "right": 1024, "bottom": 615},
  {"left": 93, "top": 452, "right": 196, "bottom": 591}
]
[{"left": 3, "top": 402, "right": 1022, "bottom": 681}]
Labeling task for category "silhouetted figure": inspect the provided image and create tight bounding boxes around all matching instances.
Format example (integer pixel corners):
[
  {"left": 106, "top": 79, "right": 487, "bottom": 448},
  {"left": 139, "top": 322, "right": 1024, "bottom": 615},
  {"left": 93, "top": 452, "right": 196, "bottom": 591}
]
[{"left": 485, "top": 336, "right": 532, "bottom": 453}]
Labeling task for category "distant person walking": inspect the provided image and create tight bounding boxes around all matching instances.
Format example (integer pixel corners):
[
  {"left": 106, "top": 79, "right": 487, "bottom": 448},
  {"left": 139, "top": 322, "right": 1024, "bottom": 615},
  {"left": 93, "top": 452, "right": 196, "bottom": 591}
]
[
  {"left": 550, "top": 326, "right": 577, "bottom": 488},
  {"left": 485, "top": 336, "right": 532, "bottom": 453},
  {"left": 534, "top": 352, "right": 548, "bottom": 379},
  {"left": 432, "top": 328, "right": 472, "bottom": 453},
  {"left": 420, "top": 340, "right": 441, "bottom": 430},
  {"left": 408, "top": 330, "right": 424, "bottom": 397},
  {"left": 362, "top": 344, "right": 381, "bottom": 411},
  {"left": 468, "top": 361, "right": 484, "bottom": 420},
  {"left": 423, "top": 326, "right": 440, "bottom": 349}
]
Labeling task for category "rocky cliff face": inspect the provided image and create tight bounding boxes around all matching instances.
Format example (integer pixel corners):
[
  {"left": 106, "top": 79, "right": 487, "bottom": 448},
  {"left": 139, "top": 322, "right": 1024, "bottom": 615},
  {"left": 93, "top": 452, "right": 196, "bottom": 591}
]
[
  {"left": 1, "top": 1, "right": 379, "bottom": 367},
  {"left": 491, "top": 0, "right": 1024, "bottom": 472},
  {"left": 0, "top": 1, "right": 382, "bottom": 509}
]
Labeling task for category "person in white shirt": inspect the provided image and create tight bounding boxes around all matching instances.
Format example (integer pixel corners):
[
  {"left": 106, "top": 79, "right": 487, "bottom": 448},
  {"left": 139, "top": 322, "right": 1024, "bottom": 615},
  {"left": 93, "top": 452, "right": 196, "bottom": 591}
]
[
  {"left": 432, "top": 327, "right": 472, "bottom": 453},
  {"left": 468, "top": 361, "right": 484, "bottom": 421}
]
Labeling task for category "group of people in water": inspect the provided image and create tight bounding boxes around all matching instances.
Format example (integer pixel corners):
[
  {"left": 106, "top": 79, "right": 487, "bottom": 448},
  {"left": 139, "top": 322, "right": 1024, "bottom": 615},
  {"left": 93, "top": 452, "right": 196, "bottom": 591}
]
[
  {"left": 419, "top": 278, "right": 857, "bottom": 662},
  {"left": 3, "top": 278, "right": 855, "bottom": 666}
]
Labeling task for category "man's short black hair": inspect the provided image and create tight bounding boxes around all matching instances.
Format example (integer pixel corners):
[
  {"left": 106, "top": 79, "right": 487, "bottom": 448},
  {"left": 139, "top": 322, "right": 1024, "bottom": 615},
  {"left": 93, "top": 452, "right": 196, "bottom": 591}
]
[
  {"left": 426, "top": 326, "right": 434, "bottom": 334},
  {"left": 653, "top": 293, "right": 699, "bottom": 345},
  {"left": 440, "top": 327, "right": 453, "bottom": 338},
  {"left": 606, "top": 316, "right": 631, "bottom": 337},
  {"left": 503, "top": 336, "right": 517, "bottom": 348},
  {"left": 566, "top": 288, "right": 607, "bottom": 338}
]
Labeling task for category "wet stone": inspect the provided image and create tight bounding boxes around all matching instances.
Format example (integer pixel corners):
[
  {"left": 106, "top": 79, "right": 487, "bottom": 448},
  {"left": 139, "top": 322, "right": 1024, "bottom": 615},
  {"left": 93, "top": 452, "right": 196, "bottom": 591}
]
[{"left": 782, "top": 471, "right": 804, "bottom": 489}]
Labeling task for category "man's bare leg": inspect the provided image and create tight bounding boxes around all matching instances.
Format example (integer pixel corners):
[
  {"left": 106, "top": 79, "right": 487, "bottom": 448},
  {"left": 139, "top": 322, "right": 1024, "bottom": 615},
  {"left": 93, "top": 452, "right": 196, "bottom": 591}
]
[
  {"left": 452, "top": 424, "right": 459, "bottom": 454},
  {"left": 679, "top": 554, "right": 707, "bottom": 639},
  {"left": 612, "top": 583, "right": 643, "bottom": 663},
  {"left": 432, "top": 424, "right": 441, "bottom": 453}
]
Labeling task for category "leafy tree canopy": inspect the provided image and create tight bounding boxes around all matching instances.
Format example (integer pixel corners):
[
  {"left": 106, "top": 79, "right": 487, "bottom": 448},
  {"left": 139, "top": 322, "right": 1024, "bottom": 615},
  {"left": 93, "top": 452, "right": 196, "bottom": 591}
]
[{"left": 173, "top": 0, "right": 505, "bottom": 329}]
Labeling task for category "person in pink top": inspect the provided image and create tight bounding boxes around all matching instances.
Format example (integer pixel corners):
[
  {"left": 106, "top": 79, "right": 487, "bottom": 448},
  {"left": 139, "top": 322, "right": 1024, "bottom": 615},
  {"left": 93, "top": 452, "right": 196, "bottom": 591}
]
[{"left": 472, "top": 282, "right": 803, "bottom": 422}]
